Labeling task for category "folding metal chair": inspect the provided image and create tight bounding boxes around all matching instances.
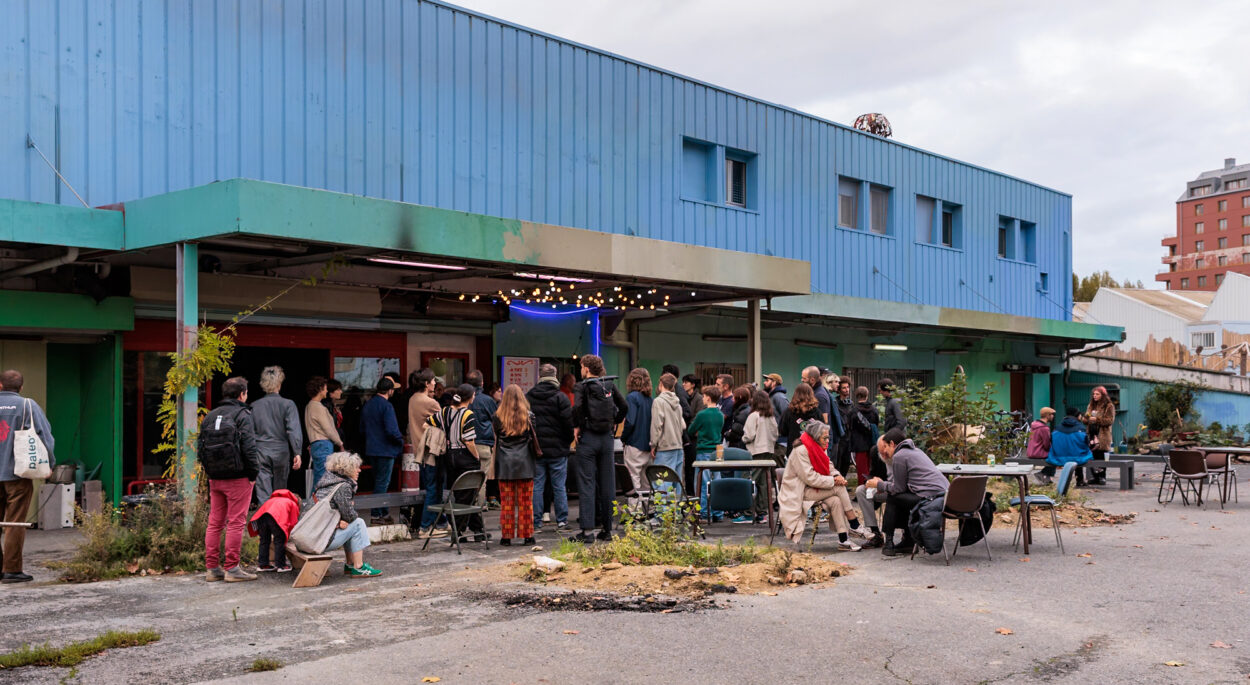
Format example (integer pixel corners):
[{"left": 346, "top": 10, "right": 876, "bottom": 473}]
[
  {"left": 421, "top": 470, "right": 487, "bottom": 555},
  {"left": 1012, "top": 461, "right": 1075, "bottom": 554}
]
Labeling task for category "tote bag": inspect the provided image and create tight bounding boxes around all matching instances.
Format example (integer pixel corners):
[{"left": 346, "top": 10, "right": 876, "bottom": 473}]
[
  {"left": 14, "top": 400, "right": 52, "bottom": 480},
  {"left": 288, "top": 484, "right": 344, "bottom": 554}
]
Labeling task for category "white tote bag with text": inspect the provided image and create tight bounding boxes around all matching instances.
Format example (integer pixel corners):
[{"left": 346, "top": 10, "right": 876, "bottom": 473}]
[{"left": 14, "top": 400, "right": 52, "bottom": 480}]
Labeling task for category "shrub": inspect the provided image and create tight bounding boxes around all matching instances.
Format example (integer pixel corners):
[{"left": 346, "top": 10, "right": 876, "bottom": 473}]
[
  {"left": 1140, "top": 380, "right": 1203, "bottom": 432},
  {"left": 894, "top": 370, "right": 1025, "bottom": 464}
]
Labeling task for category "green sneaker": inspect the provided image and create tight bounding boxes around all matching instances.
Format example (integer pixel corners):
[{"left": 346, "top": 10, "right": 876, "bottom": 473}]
[{"left": 346, "top": 563, "right": 382, "bottom": 578}]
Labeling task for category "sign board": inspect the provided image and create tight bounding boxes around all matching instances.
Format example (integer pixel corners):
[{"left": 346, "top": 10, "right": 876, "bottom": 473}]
[{"left": 501, "top": 356, "right": 540, "bottom": 393}]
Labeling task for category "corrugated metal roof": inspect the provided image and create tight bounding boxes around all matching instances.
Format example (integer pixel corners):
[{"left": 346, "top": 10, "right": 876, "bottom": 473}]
[{"left": 1106, "top": 288, "right": 1213, "bottom": 322}]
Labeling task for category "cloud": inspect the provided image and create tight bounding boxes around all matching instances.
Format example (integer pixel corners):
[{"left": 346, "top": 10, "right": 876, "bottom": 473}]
[{"left": 457, "top": 0, "right": 1250, "bottom": 287}]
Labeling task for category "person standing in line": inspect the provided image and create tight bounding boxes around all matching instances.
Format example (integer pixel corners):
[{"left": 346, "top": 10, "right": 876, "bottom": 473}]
[
  {"left": 763, "top": 373, "right": 790, "bottom": 460},
  {"left": 741, "top": 389, "right": 778, "bottom": 524},
  {"left": 305, "top": 376, "right": 343, "bottom": 490},
  {"left": 359, "top": 377, "right": 404, "bottom": 522},
  {"left": 620, "top": 367, "right": 654, "bottom": 504},
  {"left": 1082, "top": 386, "right": 1116, "bottom": 486},
  {"left": 804, "top": 366, "right": 845, "bottom": 453},
  {"left": 466, "top": 370, "right": 500, "bottom": 509},
  {"left": 779, "top": 383, "right": 822, "bottom": 457},
  {"left": 324, "top": 378, "right": 346, "bottom": 444},
  {"left": 200, "top": 376, "right": 262, "bottom": 583},
  {"left": 722, "top": 385, "right": 752, "bottom": 452},
  {"left": 715, "top": 374, "right": 736, "bottom": 417},
  {"left": 559, "top": 373, "right": 577, "bottom": 407},
  {"left": 427, "top": 385, "right": 487, "bottom": 541},
  {"left": 834, "top": 377, "right": 856, "bottom": 476},
  {"left": 383, "top": 371, "right": 407, "bottom": 436},
  {"left": 408, "top": 368, "right": 448, "bottom": 538},
  {"left": 681, "top": 374, "right": 702, "bottom": 488},
  {"left": 879, "top": 379, "right": 907, "bottom": 433},
  {"left": 528, "top": 364, "right": 575, "bottom": 533},
  {"left": 848, "top": 386, "right": 880, "bottom": 483},
  {"left": 0, "top": 370, "right": 55, "bottom": 584},
  {"left": 249, "top": 366, "right": 303, "bottom": 507},
  {"left": 569, "top": 355, "right": 627, "bottom": 543},
  {"left": 687, "top": 387, "right": 727, "bottom": 521},
  {"left": 649, "top": 372, "right": 687, "bottom": 486},
  {"left": 492, "top": 385, "right": 539, "bottom": 546},
  {"left": 661, "top": 364, "right": 693, "bottom": 424}
]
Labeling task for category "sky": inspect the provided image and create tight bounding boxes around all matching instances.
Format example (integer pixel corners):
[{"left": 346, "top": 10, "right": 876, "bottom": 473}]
[{"left": 453, "top": 0, "right": 1250, "bottom": 288}]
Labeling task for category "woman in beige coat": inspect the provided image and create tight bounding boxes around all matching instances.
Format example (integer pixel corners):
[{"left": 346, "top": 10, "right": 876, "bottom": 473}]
[{"left": 777, "top": 420, "right": 868, "bottom": 551}]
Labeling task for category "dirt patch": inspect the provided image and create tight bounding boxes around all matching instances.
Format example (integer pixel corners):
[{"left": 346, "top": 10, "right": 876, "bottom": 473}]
[
  {"left": 994, "top": 505, "right": 1135, "bottom": 530},
  {"left": 466, "top": 589, "right": 716, "bottom": 613},
  {"left": 477, "top": 549, "right": 851, "bottom": 599}
]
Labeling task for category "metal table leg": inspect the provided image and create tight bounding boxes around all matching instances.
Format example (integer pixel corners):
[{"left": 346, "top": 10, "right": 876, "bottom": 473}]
[{"left": 1017, "top": 475, "right": 1031, "bottom": 555}]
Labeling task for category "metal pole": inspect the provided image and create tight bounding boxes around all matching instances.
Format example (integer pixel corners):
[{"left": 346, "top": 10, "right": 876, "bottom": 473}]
[
  {"left": 175, "top": 243, "right": 200, "bottom": 509},
  {"left": 747, "top": 298, "right": 762, "bottom": 385}
]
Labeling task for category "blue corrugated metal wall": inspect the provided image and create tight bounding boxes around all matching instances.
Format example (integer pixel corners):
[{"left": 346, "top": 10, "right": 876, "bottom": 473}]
[{"left": 0, "top": 0, "right": 1072, "bottom": 320}]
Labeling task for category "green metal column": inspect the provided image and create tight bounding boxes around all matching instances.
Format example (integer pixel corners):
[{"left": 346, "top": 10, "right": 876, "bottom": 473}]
[{"left": 175, "top": 243, "right": 199, "bottom": 505}]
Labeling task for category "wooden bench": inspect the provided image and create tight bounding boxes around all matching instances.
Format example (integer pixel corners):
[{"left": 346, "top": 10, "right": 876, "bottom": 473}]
[
  {"left": 1006, "top": 458, "right": 1136, "bottom": 490},
  {"left": 284, "top": 543, "right": 333, "bottom": 588}
]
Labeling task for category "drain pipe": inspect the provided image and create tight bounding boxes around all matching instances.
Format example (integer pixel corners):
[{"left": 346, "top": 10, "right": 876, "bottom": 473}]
[{"left": 0, "top": 246, "right": 80, "bottom": 281}]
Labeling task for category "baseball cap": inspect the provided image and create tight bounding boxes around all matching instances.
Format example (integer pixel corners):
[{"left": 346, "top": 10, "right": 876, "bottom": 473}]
[{"left": 764, "top": 373, "right": 783, "bottom": 385}]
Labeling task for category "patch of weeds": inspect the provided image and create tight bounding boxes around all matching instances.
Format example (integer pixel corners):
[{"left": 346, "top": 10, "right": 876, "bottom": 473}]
[
  {"left": 49, "top": 485, "right": 256, "bottom": 582},
  {"left": 771, "top": 549, "right": 794, "bottom": 577},
  {"left": 0, "top": 629, "right": 160, "bottom": 669},
  {"left": 249, "top": 658, "right": 284, "bottom": 672}
]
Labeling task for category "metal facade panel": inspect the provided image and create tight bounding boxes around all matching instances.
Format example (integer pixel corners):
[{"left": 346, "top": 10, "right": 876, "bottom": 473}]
[{"left": 2, "top": 0, "right": 1072, "bottom": 320}]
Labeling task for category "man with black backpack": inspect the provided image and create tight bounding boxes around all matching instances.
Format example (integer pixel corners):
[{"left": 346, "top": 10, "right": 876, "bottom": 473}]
[
  {"left": 568, "top": 355, "right": 627, "bottom": 543},
  {"left": 199, "top": 376, "right": 262, "bottom": 583}
]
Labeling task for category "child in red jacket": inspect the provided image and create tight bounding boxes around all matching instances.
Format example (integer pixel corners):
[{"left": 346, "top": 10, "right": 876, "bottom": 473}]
[{"left": 248, "top": 489, "right": 302, "bottom": 572}]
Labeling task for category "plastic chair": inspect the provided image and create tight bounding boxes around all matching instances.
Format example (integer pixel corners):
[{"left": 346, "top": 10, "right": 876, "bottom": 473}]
[
  {"left": 1204, "top": 450, "right": 1238, "bottom": 507},
  {"left": 707, "top": 478, "right": 755, "bottom": 524},
  {"left": 722, "top": 447, "right": 752, "bottom": 461},
  {"left": 913, "top": 475, "right": 990, "bottom": 565},
  {"left": 421, "top": 470, "right": 487, "bottom": 555},
  {"left": 644, "top": 464, "right": 702, "bottom": 539},
  {"left": 1165, "top": 450, "right": 1208, "bottom": 508},
  {"left": 1011, "top": 461, "right": 1075, "bottom": 554}
]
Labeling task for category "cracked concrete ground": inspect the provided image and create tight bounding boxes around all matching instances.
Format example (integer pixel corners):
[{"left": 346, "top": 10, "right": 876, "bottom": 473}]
[{"left": 1, "top": 475, "right": 1247, "bottom": 684}]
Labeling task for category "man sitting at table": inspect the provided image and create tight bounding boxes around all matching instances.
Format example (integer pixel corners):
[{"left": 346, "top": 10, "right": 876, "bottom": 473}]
[{"left": 863, "top": 428, "right": 948, "bottom": 557}]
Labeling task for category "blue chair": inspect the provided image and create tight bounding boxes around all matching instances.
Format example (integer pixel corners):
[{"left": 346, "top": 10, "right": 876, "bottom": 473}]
[
  {"left": 707, "top": 478, "right": 755, "bottom": 524},
  {"left": 1012, "top": 461, "right": 1076, "bottom": 554}
]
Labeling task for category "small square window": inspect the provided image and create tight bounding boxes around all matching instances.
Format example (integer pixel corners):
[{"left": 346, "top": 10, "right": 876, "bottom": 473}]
[
  {"left": 1217, "top": 274, "right": 1225, "bottom": 286},
  {"left": 681, "top": 138, "right": 716, "bottom": 203},
  {"left": 1196, "top": 240, "right": 1205, "bottom": 251},
  {"left": 726, "top": 158, "right": 747, "bottom": 208},
  {"left": 869, "top": 185, "right": 891, "bottom": 235},
  {"left": 1219, "top": 218, "right": 1228, "bottom": 230},
  {"left": 838, "top": 177, "right": 860, "bottom": 229},
  {"left": 1196, "top": 204, "right": 1205, "bottom": 215},
  {"left": 1181, "top": 277, "right": 1190, "bottom": 288},
  {"left": 1020, "top": 220, "right": 1037, "bottom": 263},
  {"left": 1219, "top": 237, "right": 1228, "bottom": 249},
  {"left": 1219, "top": 200, "right": 1228, "bottom": 211},
  {"left": 1243, "top": 234, "right": 1250, "bottom": 247},
  {"left": 1196, "top": 222, "right": 1205, "bottom": 234},
  {"left": 1192, "top": 331, "right": 1215, "bottom": 347},
  {"left": 1198, "top": 275, "right": 1208, "bottom": 287},
  {"left": 1244, "top": 252, "right": 1250, "bottom": 263},
  {"left": 1039, "top": 272, "right": 1049, "bottom": 292},
  {"left": 1243, "top": 215, "right": 1250, "bottom": 227},
  {"left": 1243, "top": 196, "right": 1250, "bottom": 209},
  {"left": 1218, "top": 255, "right": 1228, "bottom": 266},
  {"left": 1196, "top": 258, "right": 1205, "bottom": 269}
]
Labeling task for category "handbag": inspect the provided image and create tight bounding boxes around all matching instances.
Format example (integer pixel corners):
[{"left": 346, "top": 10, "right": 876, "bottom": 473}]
[
  {"left": 528, "top": 419, "right": 543, "bottom": 459},
  {"left": 14, "top": 400, "right": 52, "bottom": 480},
  {"left": 288, "top": 484, "right": 344, "bottom": 554}
]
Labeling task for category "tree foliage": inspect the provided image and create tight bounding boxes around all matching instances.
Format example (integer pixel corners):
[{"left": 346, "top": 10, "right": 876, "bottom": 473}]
[
  {"left": 1140, "top": 380, "right": 1203, "bottom": 431},
  {"left": 1072, "top": 270, "right": 1145, "bottom": 302},
  {"left": 894, "top": 370, "right": 1026, "bottom": 464}
]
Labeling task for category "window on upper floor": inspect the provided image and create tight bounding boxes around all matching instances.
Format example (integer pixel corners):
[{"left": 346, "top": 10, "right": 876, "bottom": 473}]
[
  {"left": 1198, "top": 275, "right": 1208, "bottom": 287},
  {"left": 869, "top": 184, "right": 891, "bottom": 235},
  {"left": 1020, "top": 220, "right": 1037, "bottom": 263},
  {"left": 726, "top": 158, "right": 747, "bottom": 207},
  {"left": 916, "top": 195, "right": 961, "bottom": 248},
  {"left": 998, "top": 219, "right": 1012, "bottom": 259},
  {"left": 1243, "top": 215, "right": 1250, "bottom": 227},
  {"left": 1170, "top": 244, "right": 1177, "bottom": 256},
  {"left": 1244, "top": 196, "right": 1250, "bottom": 209},
  {"left": 1219, "top": 200, "right": 1228, "bottom": 212},
  {"left": 1196, "top": 258, "right": 1205, "bottom": 269},
  {"left": 1181, "top": 277, "right": 1190, "bottom": 288},
  {"left": 1196, "top": 204, "right": 1205, "bottom": 215},
  {"left": 1244, "top": 252, "right": 1250, "bottom": 263},
  {"left": 1191, "top": 185, "right": 1213, "bottom": 197},
  {"left": 1196, "top": 222, "right": 1205, "bottom": 234},
  {"left": 1219, "top": 237, "right": 1228, "bottom": 249},
  {"left": 1227, "top": 178, "right": 1247, "bottom": 190},
  {"left": 1219, "top": 255, "right": 1228, "bottom": 266},
  {"left": 681, "top": 138, "right": 716, "bottom": 203},
  {"left": 1244, "top": 234, "right": 1250, "bottom": 247},
  {"left": 1219, "top": 218, "right": 1228, "bottom": 230},
  {"left": 1217, "top": 274, "right": 1225, "bottom": 286},
  {"left": 1196, "top": 240, "right": 1205, "bottom": 251},
  {"left": 1170, "top": 262, "right": 1177, "bottom": 272},
  {"left": 1192, "top": 331, "right": 1215, "bottom": 348},
  {"left": 838, "top": 177, "right": 859, "bottom": 229},
  {"left": 1039, "top": 272, "right": 1049, "bottom": 292}
]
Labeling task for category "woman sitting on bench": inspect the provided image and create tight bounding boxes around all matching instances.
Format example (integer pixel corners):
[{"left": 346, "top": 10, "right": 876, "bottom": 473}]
[{"left": 315, "top": 452, "right": 383, "bottom": 578}]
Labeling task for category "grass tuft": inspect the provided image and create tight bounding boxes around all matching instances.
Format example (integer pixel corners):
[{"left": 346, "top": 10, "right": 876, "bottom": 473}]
[
  {"left": 0, "top": 629, "right": 160, "bottom": 669},
  {"left": 249, "top": 658, "right": 284, "bottom": 672}
]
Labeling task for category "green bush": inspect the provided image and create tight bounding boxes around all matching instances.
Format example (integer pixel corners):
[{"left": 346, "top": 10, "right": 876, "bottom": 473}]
[
  {"left": 895, "top": 370, "right": 1024, "bottom": 464},
  {"left": 1140, "top": 380, "right": 1203, "bottom": 432}
]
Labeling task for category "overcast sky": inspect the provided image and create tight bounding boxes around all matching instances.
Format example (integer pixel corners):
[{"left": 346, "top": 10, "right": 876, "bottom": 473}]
[{"left": 455, "top": 0, "right": 1250, "bottom": 288}]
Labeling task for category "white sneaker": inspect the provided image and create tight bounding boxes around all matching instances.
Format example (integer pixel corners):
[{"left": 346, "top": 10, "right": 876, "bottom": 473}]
[
  {"left": 849, "top": 528, "right": 871, "bottom": 541},
  {"left": 838, "top": 540, "right": 862, "bottom": 552},
  {"left": 542, "top": 512, "right": 551, "bottom": 523}
]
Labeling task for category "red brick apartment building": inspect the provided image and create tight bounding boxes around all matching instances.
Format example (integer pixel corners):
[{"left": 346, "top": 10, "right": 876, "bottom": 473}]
[{"left": 1159, "top": 157, "right": 1250, "bottom": 291}]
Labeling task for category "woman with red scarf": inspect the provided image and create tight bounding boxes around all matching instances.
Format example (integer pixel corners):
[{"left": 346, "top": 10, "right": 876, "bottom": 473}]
[{"left": 777, "top": 420, "right": 868, "bottom": 551}]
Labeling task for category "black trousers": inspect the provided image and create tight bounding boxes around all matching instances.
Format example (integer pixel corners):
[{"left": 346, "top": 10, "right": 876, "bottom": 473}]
[
  {"left": 882, "top": 492, "right": 923, "bottom": 541},
  {"left": 1090, "top": 449, "right": 1107, "bottom": 481},
  {"left": 256, "top": 513, "right": 287, "bottom": 567},
  {"left": 575, "top": 431, "right": 616, "bottom": 533},
  {"left": 444, "top": 448, "right": 485, "bottom": 533},
  {"left": 834, "top": 439, "right": 852, "bottom": 478}
]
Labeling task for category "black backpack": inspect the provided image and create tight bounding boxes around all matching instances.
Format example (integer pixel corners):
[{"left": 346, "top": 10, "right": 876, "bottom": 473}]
[
  {"left": 582, "top": 377, "right": 620, "bottom": 433},
  {"left": 199, "top": 405, "right": 244, "bottom": 478}
]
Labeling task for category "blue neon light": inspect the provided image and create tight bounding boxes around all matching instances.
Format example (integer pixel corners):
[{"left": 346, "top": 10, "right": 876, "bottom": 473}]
[{"left": 509, "top": 304, "right": 601, "bottom": 356}]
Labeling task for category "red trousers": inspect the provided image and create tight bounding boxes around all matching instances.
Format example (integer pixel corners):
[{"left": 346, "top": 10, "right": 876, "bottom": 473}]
[
  {"left": 853, "top": 452, "right": 871, "bottom": 483},
  {"left": 206, "top": 478, "right": 253, "bottom": 570},
  {"left": 498, "top": 479, "right": 534, "bottom": 540}
]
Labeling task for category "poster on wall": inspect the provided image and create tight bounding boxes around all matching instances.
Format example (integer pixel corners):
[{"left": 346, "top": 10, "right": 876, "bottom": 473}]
[
  {"left": 334, "top": 357, "right": 401, "bottom": 392},
  {"left": 501, "top": 356, "right": 540, "bottom": 393}
]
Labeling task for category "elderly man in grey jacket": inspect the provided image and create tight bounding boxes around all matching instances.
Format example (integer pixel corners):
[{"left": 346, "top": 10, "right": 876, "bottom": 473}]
[
  {"left": 250, "top": 366, "right": 302, "bottom": 506},
  {"left": 0, "top": 370, "right": 55, "bottom": 583},
  {"left": 864, "top": 427, "right": 947, "bottom": 557}
]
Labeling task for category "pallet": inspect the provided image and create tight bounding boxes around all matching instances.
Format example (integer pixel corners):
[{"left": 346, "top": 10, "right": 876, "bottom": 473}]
[{"left": 284, "top": 543, "right": 333, "bottom": 588}]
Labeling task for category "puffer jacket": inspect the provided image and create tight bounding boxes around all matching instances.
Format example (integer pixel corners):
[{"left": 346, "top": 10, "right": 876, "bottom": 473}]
[
  {"left": 1047, "top": 417, "right": 1094, "bottom": 467},
  {"left": 313, "top": 471, "right": 359, "bottom": 524},
  {"left": 723, "top": 401, "right": 750, "bottom": 449},
  {"left": 525, "top": 379, "right": 574, "bottom": 460},
  {"left": 847, "top": 402, "right": 879, "bottom": 453},
  {"left": 649, "top": 391, "right": 686, "bottom": 452},
  {"left": 621, "top": 390, "right": 652, "bottom": 451},
  {"left": 908, "top": 495, "right": 946, "bottom": 555}
]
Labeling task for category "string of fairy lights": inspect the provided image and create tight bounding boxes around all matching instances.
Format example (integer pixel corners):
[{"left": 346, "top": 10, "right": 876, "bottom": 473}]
[{"left": 457, "top": 278, "right": 694, "bottom": 311}]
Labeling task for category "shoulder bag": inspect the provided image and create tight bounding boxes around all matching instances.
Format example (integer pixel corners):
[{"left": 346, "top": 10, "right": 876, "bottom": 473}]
[
  {"left": 288, "top": 483, "right": 345, "bottom": 554},
  {"left": 14, "top": 400, "right": 52, "bottom": 480}
]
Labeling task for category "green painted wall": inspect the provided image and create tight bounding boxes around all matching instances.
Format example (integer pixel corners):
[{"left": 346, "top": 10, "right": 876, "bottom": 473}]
[
  {"left": 1064, "top": 370, "right": 1250, "bottom": 445},
  {"left": 45, "top": 337, "right": 123, "bottom": 503},
  {"left": 0, "top": 291, "right": 134, "bottom": 331}
]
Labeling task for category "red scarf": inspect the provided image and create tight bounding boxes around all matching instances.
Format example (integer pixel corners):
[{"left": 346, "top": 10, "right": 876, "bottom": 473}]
[{"left": 800, "top": 432, "right": 832, "bottom": 476}]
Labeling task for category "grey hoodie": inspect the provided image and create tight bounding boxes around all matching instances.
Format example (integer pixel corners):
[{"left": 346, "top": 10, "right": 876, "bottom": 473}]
[
  {"left": 649, "top": 390, "right": 686, "bottom": 452},
  {"left": 879, "top": 439, "right": 948, "bottom": 499}
]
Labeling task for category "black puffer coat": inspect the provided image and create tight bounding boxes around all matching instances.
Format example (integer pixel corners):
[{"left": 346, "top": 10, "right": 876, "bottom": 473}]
[
  {"left": 525, "top": 379, "right": 574, "bottom": 460},
  {"left": 847, "top": 401, "right": 879, "bottom": 453}
]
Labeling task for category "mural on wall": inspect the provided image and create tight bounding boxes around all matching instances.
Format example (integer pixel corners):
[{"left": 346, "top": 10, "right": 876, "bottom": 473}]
[{"left": 334, "top": 357, "right": 400, "bottom": 392}]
